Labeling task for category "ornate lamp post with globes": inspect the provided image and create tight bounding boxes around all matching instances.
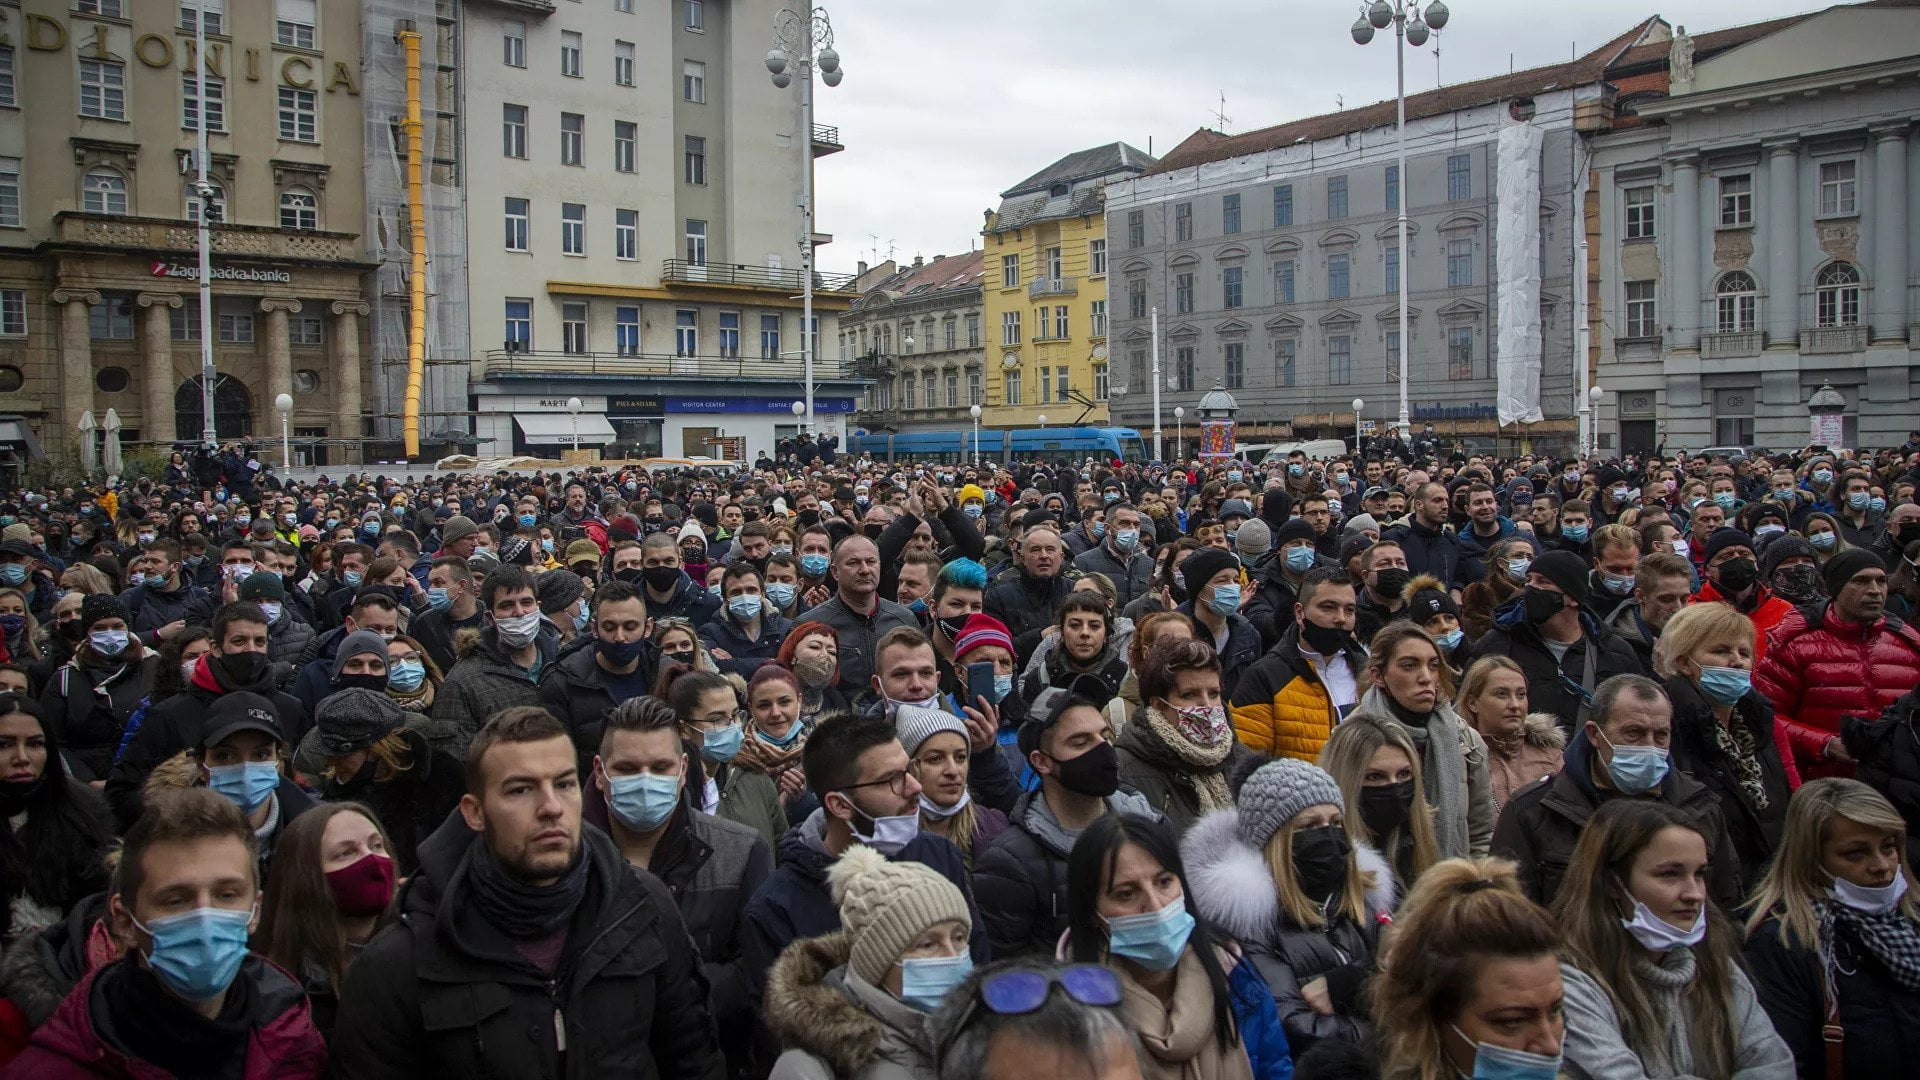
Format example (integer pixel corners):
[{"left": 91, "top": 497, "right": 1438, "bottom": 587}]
[{"left": 766, "top": 7, "right": 844, "bottom": 437}]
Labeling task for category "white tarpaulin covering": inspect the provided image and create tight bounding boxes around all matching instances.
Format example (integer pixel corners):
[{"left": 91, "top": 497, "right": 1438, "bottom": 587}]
[{"left": 1495, "top": 119, "right": 1544, "bottom": 425}]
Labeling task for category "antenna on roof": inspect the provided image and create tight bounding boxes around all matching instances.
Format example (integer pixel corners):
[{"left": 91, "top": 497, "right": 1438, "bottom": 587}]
[
  {"left": 1335, "top": 94, "right": 1344, "bottom": 109},
  {"left": 1211, "top": 91, "right": 1231, "bottom": 134}
]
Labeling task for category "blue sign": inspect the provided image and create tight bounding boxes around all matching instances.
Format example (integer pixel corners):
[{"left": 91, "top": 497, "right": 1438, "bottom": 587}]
[{"left": 665, "top": 396, "right": 856, "bottom": 414}]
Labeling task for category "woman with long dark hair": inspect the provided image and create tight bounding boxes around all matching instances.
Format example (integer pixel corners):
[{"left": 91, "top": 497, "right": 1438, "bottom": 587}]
[
  {"left": 1357, "top": 622, "right": 1492, "bottom": 860},
  {"left": 0, "top": 693, "right": 114, "bottom": 943},
  {"left": 1066, "top": 813, "right": 1290, "bottom": 1079},
  {"left": 36, "top": 594, "right": 156, "bottom": 780},
  {"left": 311, "top": 688, "right": 465, "bottom": 876},
  {"left": 257, "top": 802, "right": 399, "bottom": 1036}
]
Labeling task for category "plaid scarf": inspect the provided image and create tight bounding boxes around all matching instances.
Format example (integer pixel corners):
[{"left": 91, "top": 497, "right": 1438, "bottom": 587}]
[
  {"left": 1709, "top": 710, "right": 1769, "bottom": 813},
  {"left": 1821, "top": 900, "right": 1920, "bottom": 994}
]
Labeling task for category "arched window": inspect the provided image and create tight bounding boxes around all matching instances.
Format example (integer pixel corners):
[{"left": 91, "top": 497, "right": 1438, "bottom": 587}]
[
  {"left": 279, "top": 187, "right": 318, "bottom": 230},
  {"left": 184, "top": 178, "right": 226, "bottom": 223},
  {"left": 82, "top": 167, "right": 127, "bottom": 215},
  {"left": 1816, "top": 263, "right": 1860, "bottom": 328},
  {"left": 1715, "top": 270, "right": 1758, "bottom": 333}
]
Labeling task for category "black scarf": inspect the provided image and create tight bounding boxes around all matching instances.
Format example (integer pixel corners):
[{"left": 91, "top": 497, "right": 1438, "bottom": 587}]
[
  {"left": 98, "top": 959, "right": 254, "bottom": 1080},
  {"left": 463, "top": 834, "right": 591, "bottom": 939}
]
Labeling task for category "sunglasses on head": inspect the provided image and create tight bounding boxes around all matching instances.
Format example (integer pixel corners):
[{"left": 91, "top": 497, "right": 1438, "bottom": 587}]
[{"left": 934, "top": 965, "right": 1122, "bottom": 1062}]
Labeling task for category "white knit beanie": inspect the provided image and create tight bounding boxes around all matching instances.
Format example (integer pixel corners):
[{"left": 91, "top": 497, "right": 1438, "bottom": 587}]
[{"left": 828, "top": 846, "right": 972, "bottom": 985}]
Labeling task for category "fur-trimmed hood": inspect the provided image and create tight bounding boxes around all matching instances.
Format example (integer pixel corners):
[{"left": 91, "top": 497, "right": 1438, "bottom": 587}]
[
  {"left": 764, "top": 931, "right": 934, "bottom": 1078},
  {"left": 1180, "top": 807, "right": 1394, "bottom": 945},
  {"left": 1520, "top": 711, "right": 1567, "bottom": 751}
]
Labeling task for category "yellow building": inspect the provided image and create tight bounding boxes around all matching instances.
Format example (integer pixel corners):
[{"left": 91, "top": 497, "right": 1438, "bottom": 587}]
[{"left": 982, "top": 143, "right": 1154, "bottom": 428}]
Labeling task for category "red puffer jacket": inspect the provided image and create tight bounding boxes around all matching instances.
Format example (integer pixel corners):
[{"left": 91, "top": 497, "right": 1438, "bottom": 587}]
[{"left": 1757, "top": 603, "right": 1920, "bottom": 781}]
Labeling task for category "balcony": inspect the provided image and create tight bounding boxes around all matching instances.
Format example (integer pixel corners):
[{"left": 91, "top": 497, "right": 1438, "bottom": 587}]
[
  {"left": 811, "top": 123, "right": 844, "bottom": 156},
  {"left": 1028, "top": 276, "right": 1078, "bottom": 299},
  {"left": 481, "top": 348, "right": 857, "bottom": 382},
  {"left": 51, "top": 212, "right": 363, "bottom": 263},
  {"left": 1799, "top": 325, "right": 1869, "bottom": 354},
  {"left": 659, "top": 259, "right": 858, "bottom": 295},
  {"left": 849, "top": 351, "right": 897, "bottom": 379},
  {"left": 1702, "top": 330, "right": 1765, "bottom": 359}
]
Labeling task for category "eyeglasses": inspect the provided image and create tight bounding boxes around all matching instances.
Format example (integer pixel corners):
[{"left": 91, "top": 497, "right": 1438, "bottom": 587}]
[
  {"left": 839, "top": 768, "right": 912, "bottom": 798},
  {"left": 933, "top": 965, "right": 1123, "bottom": 1063}
]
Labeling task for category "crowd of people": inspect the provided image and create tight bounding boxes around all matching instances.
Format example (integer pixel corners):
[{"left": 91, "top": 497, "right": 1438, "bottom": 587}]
[{"left": 0, "top": 433, "right": 1916, "bottom": 1078}]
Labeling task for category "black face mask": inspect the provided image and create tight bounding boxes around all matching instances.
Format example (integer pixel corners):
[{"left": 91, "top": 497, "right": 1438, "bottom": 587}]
[
  {"left": 862, "top": 524, "right": 885, "bottom": 540},
  {"left": 1291, "top": 824, "right": 1352, "bottom": 901},
  {"left": 1299, "top": 619, "right": 1349, "bottom": 656},
  {"left": 1046, "top": 740, "right": 1119, "bottom": 798},
  {"left": 1772, "top": 564, "right": 1824, "bottom": 604},
  {"left": 1359, "top": 780, "right": 1417, "bottom": 840},
  {"left": 936, "top": 614, "right": 969, "bottom": 642},
  {"left": 614, "top": 567, "right": 646, "bottom": 587},
  {"left": 1715, "top": 557, "right": 1758, "bottom": 595},
  {"left": 1372, "top": 567, "right": 1412, "bottom": 601},
  {"left": 641, "top": 566, "right": 682, "bottom": 593},
  {"left": 663, "top": 649, "right": 695, "bottom": 668},
  {"left": 333, "top": 672, "right": 389, "bottom": 695},
  {"left": 209, "top": 650, "right": 271, "bottom": 689},
  {"left": 1523, "top": 585, "right": 1565, "bottom": 625}
]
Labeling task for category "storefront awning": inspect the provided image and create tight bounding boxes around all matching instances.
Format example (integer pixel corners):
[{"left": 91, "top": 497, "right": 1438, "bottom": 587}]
[
  {"left": 514, "top": 413, "right": 617, "bottom": 445},
  {"left": 0, "top": 418, "right": 45, "bottom": 459}
]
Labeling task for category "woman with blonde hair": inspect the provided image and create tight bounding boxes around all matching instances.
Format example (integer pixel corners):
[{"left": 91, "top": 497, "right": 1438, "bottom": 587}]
[
  {"left": 1744, "top": 778, "right": 1920, "bottom": 1076},
  {"left": 1372, "top": 857, "right": 1564, "bottom": 1080},
  {"left": 1318, "top": 712, "right": 1438, "bottom": 901},
  {"left": 1460, "top": 536, "right": 1535, "bottom": 642},
  {"left": 1554, "top": 798, "right": 1793, "bottom": 1079},
  {"left": 1357, "top": 622, "right": 1493, "bottom": 859},
  {"left": 55, "top": 564, "right": 112, "bottom": 598},
  {"left": 1105, "top": 609, "right": 1194, "bottom": 734},
  {"left": 896, "top": 703, "right": 1007, "bottom": 870},
  {"left": 1802, "top": 511, "right": 1853, "bottom": 569},
  {"left": 1456, "top": 656, "right": 1563, "bottom": 813}
]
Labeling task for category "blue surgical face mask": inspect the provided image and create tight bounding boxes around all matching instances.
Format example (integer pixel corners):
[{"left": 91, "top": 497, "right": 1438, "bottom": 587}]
[
  {"left": 1437, "top": 627, "right": 1465, "bottom": 651},
  {"left": 207, "top": 760, "right": 280, "bottom": 814},
  {"left": 1847, "top": 491, "right": 1872, "bottom": 511},
  {"left": 728, "top": 594, "right": 762, "bottom": 622},
  {"left": 426, "top": 587, "right": 452, "bottom": 611},
  {"left": 800, "top": 553, "right": 830, "bottom": 577},
  {"left": 606, "top": 770, "right": 681, "bottom": 833},
  {"left": 1561, "top": 523, "right": 1589, "bottom": 542},
  {"left": 765, "top": 582, "right": 798, "bottom": 610},
  {"left": 1103, "top": 491, "right": 1120, "bottom": 505},
  {"left": 1809, "top": 531, "right": 1837, "bottom": 550},
  {"left": 571, "top": 605, "right": 591, "bottom": 632},
  {"left": 1113, "top": 528, "right": 1139, "bottom": 552},
  {"left": 0, "top": 564, "right": 25, "bottom": 586},
  {"left": 907, "top": 596, "right": 928, "bottom": 614},
  {"left": 388, "top": 658, "right": 427, "bottom": 692},
  {"left": 990, "top": 672, "right": 1014, "bottom": 703},
  {"left": 1451, "top": 1024, "right": 1563, "bottom": 1080},
  {"left": 1773, "top": 487, "right": 1794, "bottom": 501},
  {"left": 1871, "top": 496, "right": 1887, "bottom": 513},
  {"left": 1090, "top": 522, "right": 1106, "bottom": 541},
  {"left": 1285, "top": 544, "right": 1317, "bottom": 573},
  {"left": 1206, "top": 582, "right": 1241, "bottom": 617},
  {"left": 962, "top": 504, "right": 983, "bottom": 520},
  {"left": 518, "top": 513, "right": 538, "bottom": 528},
  {"left": 90, "top": 629, "right": 130, "bottom": 656},
  {"left": 701, "top": 722, "right": 744, "bottom": 763},
  {"left": 1812, "top": 468, "right": 1834, "bottom": 486},
  {"left": 898, "top": 953, "right": 973, "bottom": 1012},
  {"left": 1104, "top": 896, "right": 1196, "bottom": 972},
  {"left": 1696, "top": 664, "right": 1751, "bottom": 706},
  {"left": 132, "top": 906, "right": 255, "bottom": 1003},
  {"left": 1714, "top": 492, "right": 1737, "bottom": 511},
  {"left": 1506, "top": 558, "right": 1531, "bottom": 582},
  {"left": 1226, "top": 470, "right": 1243, "bottom": 483},
  {"left": 342, "top": 570, "right": 363, "bottom": 588},
  {"left": 1288, "top": 463, "right": 1305, "bottom": 477},
  {"left": 1596, "top": 728, "right": 1669, "bottom": 794}
]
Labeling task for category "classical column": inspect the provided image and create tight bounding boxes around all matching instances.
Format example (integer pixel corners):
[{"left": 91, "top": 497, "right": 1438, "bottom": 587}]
[
  {"left": 1871, "top": 124, "right": 1910, "bottom": 340},
  {"left": 49, "top": 289, "right": 101, "bottom": 446},
  {"left": 1669, "top": 154, "right": 1701, "bottom": 349},
  {"left": 330, "top": 301, "right": 369, "bottom": 464},
  {"left": 1765, "top": 140, "right": 1800, "bottom": 346},
  {"left": 258, "top": 298, "right": 301, "bottom": 410},
  {"left": 136, "top": 293, "right": 183, "bottom": 445}
]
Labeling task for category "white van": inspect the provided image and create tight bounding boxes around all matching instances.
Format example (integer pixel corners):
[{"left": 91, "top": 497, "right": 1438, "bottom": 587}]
[{"left": 1260, "top": 439, "right": 1350, "bottom": 464}]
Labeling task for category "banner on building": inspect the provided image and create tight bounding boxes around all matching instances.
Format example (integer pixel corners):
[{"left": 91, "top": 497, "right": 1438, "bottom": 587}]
[
  {"left": 1494, "top": 118, "right": 1544, "bottom": 425},
  {"left": 1199, "top": 420, "right": 1236, "bottom": 459}
]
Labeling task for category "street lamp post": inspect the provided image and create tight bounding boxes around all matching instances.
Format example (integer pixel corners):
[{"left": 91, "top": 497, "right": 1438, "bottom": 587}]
[
  {"left": 1352, "top": 397, "right": 1365, "bottom": 454},
  {"left": 1037, "top": 414, "right": 1047, "bottom": 430},
  {"left": 193, "top": 7, "right": 216, "bottom": 446},
  {"left": 969, "top": 403, "right": 982, "bottom": 464},
  {"left": 275, "top": 393, "right": 293, "bottom": 471},
  {"left": 1354, "top": 0, "right": 1450, "bottom": 437},
  {"left": 1584, "top": 384, "right": 1604, "bottom": 458},
  {"left": 566, "top": 396, "right": 582, "bottom": 453},
  {"left": 768, "top": 7, "right": 843, "bottom": 437},
  {"left": 1174, "top": 406, "right": 1185, "bottom": 462}
]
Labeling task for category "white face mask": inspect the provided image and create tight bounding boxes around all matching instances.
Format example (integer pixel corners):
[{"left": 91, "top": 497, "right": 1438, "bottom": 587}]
[
  {"left": 1831, "top": 872, "right": 1909, "bottom": 914},
  {"left": 1620, "top": 897, "right": 1706, "bottom": 951}
]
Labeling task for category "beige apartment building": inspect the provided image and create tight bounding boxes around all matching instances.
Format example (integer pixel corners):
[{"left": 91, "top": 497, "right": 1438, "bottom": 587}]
[{"left": 0, "top": 0, "right": 374, "bottom": 463}]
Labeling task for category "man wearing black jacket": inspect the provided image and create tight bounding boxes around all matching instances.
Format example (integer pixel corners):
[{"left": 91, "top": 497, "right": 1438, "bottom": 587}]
[{"left": 538, "top": 580, "right": 658, "bottom": 774}]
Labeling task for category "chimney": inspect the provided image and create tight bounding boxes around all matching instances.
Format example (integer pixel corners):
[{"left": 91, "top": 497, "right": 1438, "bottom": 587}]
[
  {"left": 912, "top": 254, "right": 924, "bottom": 269},
  {"left": 857, "top": 260, "right": 868, "bottom": 275}
]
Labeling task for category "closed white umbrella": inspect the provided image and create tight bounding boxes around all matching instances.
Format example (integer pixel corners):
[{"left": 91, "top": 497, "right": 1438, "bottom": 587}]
[
  {"left": 77, "top": 410, "right": 98, "bottom": 476},
  {"left": 102, "top": 407, "right": 124, "bottom": 476}
]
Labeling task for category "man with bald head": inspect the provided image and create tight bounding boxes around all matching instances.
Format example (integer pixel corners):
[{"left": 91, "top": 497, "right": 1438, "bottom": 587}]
[
  {"left": 797, "top": 534, "right": 918, "bottom": 707},
  {"left": 984, "top": 525, "right": 1078, "bottom": 667}
]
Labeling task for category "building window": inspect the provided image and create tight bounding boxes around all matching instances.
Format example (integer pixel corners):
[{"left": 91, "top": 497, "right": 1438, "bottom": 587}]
[
  {"left": 89, "top": 293, "right": 135, "bottom": 340},
  {"left": 561, "top": 203, "right": 585, "bottom": 255},
  {"left": 924, "top": 371, "right": 939, "bottom": 408},
  {"left": 616, "top": 306, "right": 640, "bottom": 356},
  {"left": 967, "top": 370, "right": 982, "bottom": 406},
  {"left": 946, "top": 371, "right": 959, "bottom": 407},
  {"left": 503, "top": 197, "right": 529, "bottom": 251},
  {"left": 1053, "top": 305, "right": 1068, "bottom": 339},
  {"left": 1089, "top": 238, "right": 1107, "bottom": 276},
  {"left": 1090, "top": 300, "right": 1107, "bottom": 338},
  {"left": 718, "top": 312, "right": 740, "bottom": 358},
  {"left": 1127, "top": 210, "right": 1144, "bottom": 248},
  {"left": 1625, "top": 186, "right": 1655, "bottom": 238},
  {"left": 1274, "top": 184, "right": 1293, "bottom": 227},
  {"left": 1327, "top": 176, "right": 1348, "bottom": 219},
  {"left": 1223, "top": 266, "right": 1243, "bottom": 309},
  {"left": 82, "top": 167, "right": 128, "bottom": 215},
  {"left": 277, "top": 87, "right": 317, "bottom": 142},
  {"left": 902, "top": 321, "right": 915, "bottom": 353},
  {"left": 684, "top": 220, "right": 706, "bottom": 264},
  {"left": 560, "top": 31, "right": 583, "bottom": 78},
  {"left": 276, "top": 0, "right": 316, "bottom": 49},
  {"left": 504, "top": 299, "right": 532, "bottom": 348},
  {"left": 1819, "top": 160, "right": 1857, "bottom": 217},
  {"left": 684, "top": 0, "right": 704, "bottom": 29},
  {"left": 182, "top": 74, "right": 225, "bottom": 132},
  {"left": 675, "top": 310, "right": 698, "bottom": 356},
  {"left": 1127, "top": 278, "right": 1146, "bottom": 320},
  {"left": 759, "top": 314, "right": 781, "bottom": 359},
  {"left": 1329, "top": 334, "right": 1351, "bottom": 384},
  {"left": 614, "top": 121, "right": 637, "bottom": 173},
  {"left": 1718, "top": 174, "right": 1752, "bottom": 227},
  {"left": 1224, "top": 342, "right": 1244, "bottom": 389},
  {"left": 0, "top": 159, "right": 18, "bottom": 228},
  {"left": 1055, "top": 367, "right": 1068, "bottom": 401},
  {"left": 502, "top": 104, "right": 528, "bottom": 158},
  {"left": 966, "top": 313, "right": 980, "bottom": 347},
  {"left": 79, "top": 59, "right": 126, "bottom": 120},
  {"left": 1448, "top": 326, "right": 1473, "bottom": 379},
  {"left": 615, "top": 0, "right": 634, "bottom": 10},
  {"left": 614, "top": 41, "right": 635, "bottom": 86},
  {"left": 1174, "top": 202, "right": 1192, "bottom": 242},
  {"left": 1385, "top": 165, "right": 1399, "bottom": 212},
  {"left": 170, "top": 305, "right": 200, "bottom": 340},
  {"left": 1386, "top": 330, "right": 1400, "bottom": 379},
  {"left": 1447, "top": 153, "right": 1471, "bottom": 201},
  {"left": 683, "top": 61, "right": 706, "bottom": 102},
  {"left": 1816, "top": 263, "right": 1861, "bottom": 327},
  {"left": 278, "top": 187, "right": 318, "bottom": 230},
  {"left": 560, "top": 112, "right": 584, "bottom": 165},
  {"left": 0, "top": 46, "right": 14, "bottom": 108},
  {"left": 1044, "top": 246, "right": 1063, "bottom": 279},
  {"left": 1175, "top": 272, "right": 1193, "bottom": 314},
  {"left": 501, "top": 19, "right": 526, "bottom": 67},
  {"left": 290, "top": 314, "right": 323, "bottom": 346},
  {"left": 562, "top": 303, "right": 588, "bottom": 354},
  {"left": 1001, "top": 311, "right": 1021, "bottom": 345},
  {"left": 942, "top": 318, "right": 956, "bottom": 350},
  {"left": 1222, "top": 193, "right": 1241, "bottom": 235},
  {"left": 1327, "top": 254, "right": 1349, "bottom": 299},
  {"left": 1276, "top": 338, "right": 1296, "bottom": 386},
  {"left": 1276, "top": 260, "right": 1295, "bottom": 304},
  {"left": 76, "top": 0, "right": 125, "bottom": 14},
  {"left": 1004, "top": 368, "right": 1023, "bottom": 406},
  {"left": 217, "top": 310, "right": 254, "bottom": 344},
  {"left": 684, "top": 136, "right": 706, "bottom": 184},
  {"left": 185, "top": 178, "right": 226, "bottom": 223},
  {"left": 1384, "top": 243, "right": 1399, "bottom": 290},
  {"left": 1625, "top": 280, "right": 1657, "bottom": 337},
  {"left": 0, "top": 290, "right": 26, "bottom": 337},
  {"left": 614, "top": 208, "right": 637, "bottom": 260},
  {"left": 180, "top": 0, "right": 225, "bottom": 34},
  {"left": 1001, "top": 255, "right": 1018, "bottom": 287},
  {"left": 1715, "top": 271, "right": 1758, "bottom": 332},
  {"left": 1446, "top": 239, "right": 1472, "bottom": 287},
  {"left": 904, "top": 373, "right": 917, "bottom": 410}
]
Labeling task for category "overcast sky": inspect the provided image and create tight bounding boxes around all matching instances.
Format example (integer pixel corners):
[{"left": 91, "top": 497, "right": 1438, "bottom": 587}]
[{"left": 810, "top": 0, "right": 1838, "bottom": 270}]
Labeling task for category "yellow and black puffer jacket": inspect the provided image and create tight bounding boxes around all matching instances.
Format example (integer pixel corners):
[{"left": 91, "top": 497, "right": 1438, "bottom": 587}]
[{"left": 1229, "top": 622, "right": 1368, "bottom": 760}]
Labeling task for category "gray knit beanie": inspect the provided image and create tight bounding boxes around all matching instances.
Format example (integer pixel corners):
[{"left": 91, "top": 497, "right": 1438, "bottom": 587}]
[
  {"left": 1236, "top": 759, "right": 1344, "bottom": 851},
  {"left": 894, "top": 704, "right": 968, "bottom": 758},
  {"left": 827, "top": 846, "right": 973, "bottom": 985},
  {"left": 1234, "top": 518, "right": 1272, "bottom": 561}
]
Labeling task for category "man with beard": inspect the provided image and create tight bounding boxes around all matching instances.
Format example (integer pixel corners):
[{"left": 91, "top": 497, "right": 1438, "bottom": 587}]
[
  {"left": 1384, "top": 481, "right": 1479, "bottom": 593},
  {"left": 1466, "top": 550, "right": 1645, "bottom": 730},
  {"left": 1353, "top": 539, "right": 1412, "bottom": 645},
  {"left": 1230, "top": 566, "right": 1367, "bottom": 761},
  {"left": 329, "top": 707, "right": 723, "bottom": 1079},
  {"left": 635, "top": 532, "right": 720, "bottom": 626},
  {"left": 982, "top": 526, "right": 1077, "bottom": 667},
  {"left": 1690, "top": 528, "right": 1792, "bottom": 665}
]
